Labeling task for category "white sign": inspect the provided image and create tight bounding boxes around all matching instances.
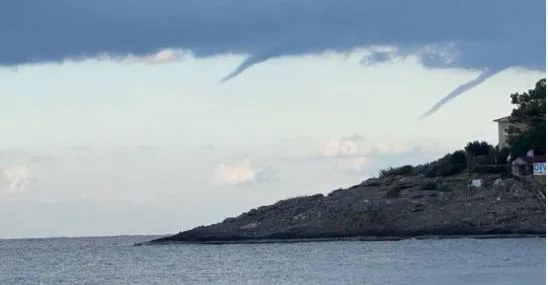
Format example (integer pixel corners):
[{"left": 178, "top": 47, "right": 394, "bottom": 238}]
[
  {"left": 533, "top": 163, "right": 546, "bottom": 176},
  {"left": 470, "top": 179, "right": 482, "bottom": 188}
]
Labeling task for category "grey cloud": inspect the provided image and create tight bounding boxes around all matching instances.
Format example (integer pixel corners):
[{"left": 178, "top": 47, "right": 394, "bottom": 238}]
[
  {"left": 2, "top": 1, "right": 543, "bottom": 69},
  {"left": 1, "top": 0, "right": 544, "bottom": 116}
]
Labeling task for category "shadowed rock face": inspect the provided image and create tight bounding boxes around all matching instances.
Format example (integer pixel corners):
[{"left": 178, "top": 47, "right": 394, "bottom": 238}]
[{"left": 144, "top": 174, "right": 545, "bottom": 245}]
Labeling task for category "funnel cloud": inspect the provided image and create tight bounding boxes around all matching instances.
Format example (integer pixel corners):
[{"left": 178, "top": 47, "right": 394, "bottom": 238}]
[
  {"left": 420, "top": 66, "right": 509, "bottom": 119},
  {"left": 220, "top": 50, "right": 284, "bottom": 83}
]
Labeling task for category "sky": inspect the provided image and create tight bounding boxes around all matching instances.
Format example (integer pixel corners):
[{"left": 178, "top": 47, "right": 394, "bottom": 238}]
[{"left": 0, "top": 0, "right": 545, "bottom": 238}]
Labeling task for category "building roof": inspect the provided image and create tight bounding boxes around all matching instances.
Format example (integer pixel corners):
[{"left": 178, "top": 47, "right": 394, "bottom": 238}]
[{"left": 493, "top": 115, "right": 511, "bottom": 122}]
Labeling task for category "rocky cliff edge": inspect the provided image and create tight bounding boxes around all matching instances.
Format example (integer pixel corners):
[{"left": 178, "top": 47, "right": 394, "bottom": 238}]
[{"left": 139, "top": 173, "right": 545, "bottom": 245}]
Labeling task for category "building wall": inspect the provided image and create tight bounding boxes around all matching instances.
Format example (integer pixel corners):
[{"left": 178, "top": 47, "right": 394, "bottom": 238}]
[
  {"left": 497, "top": 121, "right": 528, "bottom": 149},
  {"left": 497, "top": 121, "right": 510, "bottom": 148}
]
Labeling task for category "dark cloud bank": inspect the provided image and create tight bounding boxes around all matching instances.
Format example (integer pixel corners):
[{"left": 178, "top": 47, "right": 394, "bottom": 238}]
[{"left": 1, "top": 0, "right": 545, "bottom": 116}]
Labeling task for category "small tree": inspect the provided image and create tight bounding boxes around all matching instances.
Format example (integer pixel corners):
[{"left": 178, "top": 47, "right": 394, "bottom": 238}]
[
  {"left": 448, "top": 150, "right": 467, "bottom": 164},
  {"left": 465, "top": 141, "right": 494, "bottom": 157},
  {"left": 495, "top": 146, "right": 511, "bottom": 164},
  {"left": 507, "top": 78, "right": 546, "bottom": 157},
  {"left": 509, "top": 78, "right": 546, "bottom": 126}
]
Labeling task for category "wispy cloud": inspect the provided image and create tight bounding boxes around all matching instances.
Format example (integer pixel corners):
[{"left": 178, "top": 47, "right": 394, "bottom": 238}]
[
  {"left": 337, "top": 156, "right": 369, "bottom": 174},
  {"left": 1, "top": 164, "right": 31, "bottom": 194},
  {"left": 213, "top": 159, "right": 279, "bottom": 186},
  {"left": 321, "top": 135, "right": 417, "bottom": 158},
  {"left": 322, "top": 136, "right": 368, "bottom": 157},
  {"left": 214, "top": 159, "right": 256, "bottom": 186}
]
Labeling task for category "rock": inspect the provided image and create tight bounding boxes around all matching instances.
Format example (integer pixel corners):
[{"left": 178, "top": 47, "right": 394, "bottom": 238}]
[
  {"left": 144, "top": 173, "right": 546, "bottom": 245},
  {"left": 494, "top": 178, "right": 504, "bottom": 186},
  {"left": 361, "top": 178, "right": 381, "bottom": 187},
  {"left": 411, "top": 203, "right": 425, "bottom": 213},
  {"left": 240, "top": 222, "right": 259, "bottom": 230},
  {"left": 292, "top": 213, "right": 307, "bottom": 221}
]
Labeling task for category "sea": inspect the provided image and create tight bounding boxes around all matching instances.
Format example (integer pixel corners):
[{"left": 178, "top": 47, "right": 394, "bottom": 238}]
[{"left": 0, "top": 236, "right": 545, "bottom": 285}]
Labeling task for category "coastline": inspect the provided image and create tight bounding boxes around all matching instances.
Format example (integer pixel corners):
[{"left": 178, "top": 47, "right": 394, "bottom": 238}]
[
  {"left": 138, "top": 173, "right": 545, "bottom": 247},
  {"left": 135, "top": 233, "right": 545, "bottom": 246}
]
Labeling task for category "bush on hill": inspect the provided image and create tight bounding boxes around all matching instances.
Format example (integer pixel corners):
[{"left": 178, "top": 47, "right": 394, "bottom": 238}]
[
  {"left": 471, "top": 165, "right": 507, "bottom": 174},
  {"left": 378, "top": 144, "right": 505, "bottom": 178},
  {"left": 378, "top": 165, "right": 414, "bottom": 178},
  {"left": 465, "top": 141, "right": 494, "bottom": 156}
]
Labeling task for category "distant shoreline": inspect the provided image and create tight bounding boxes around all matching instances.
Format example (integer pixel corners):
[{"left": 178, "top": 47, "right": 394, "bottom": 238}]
[{"left": 135, "top": 233, "right": 545, "bottom": 246}]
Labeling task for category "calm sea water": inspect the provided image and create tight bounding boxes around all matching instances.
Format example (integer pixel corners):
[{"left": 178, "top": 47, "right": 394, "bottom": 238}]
[{"left": 0, "top": 236, "right": 544, "bottom": 285}]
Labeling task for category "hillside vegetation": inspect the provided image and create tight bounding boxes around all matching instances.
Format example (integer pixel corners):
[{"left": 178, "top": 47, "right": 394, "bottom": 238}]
[{"left": 379, "top": 78, "right": 546, "bottom": 179}]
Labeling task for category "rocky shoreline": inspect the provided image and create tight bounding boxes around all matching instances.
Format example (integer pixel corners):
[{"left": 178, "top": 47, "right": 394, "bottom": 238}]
[
  {"left": 135, "top": 234, "right": 545, "bottom": 246},
  {"left": 139, "top": 173, "right": 545, "bottom": 246}
]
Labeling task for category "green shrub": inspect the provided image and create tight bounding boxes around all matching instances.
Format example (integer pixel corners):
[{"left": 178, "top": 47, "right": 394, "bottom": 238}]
[
  {"left": 436, "top": 184, "right": 453, "bottom": 192},
  {"left": 496, "top": 147, "right": 511, "bottom": 164},
  {"left": 424, "top": 162, "right": 466, "bottom": 177},
  {"left": 412, "top": 162, "right": 435, "bottom": 175},
  {"left": 472, "top": 165, "right": 507, "bottom": 174},
  {"left": 377, "top": 142, "right": 498, "bottom": 179},
  {"left": 417, "top": 150, "right": 468, "bottom": 178},
  {"left": 378, "top": 165, "right": 414, "bottom": 177},
  {"left": 420, "top": 182, "right": 438, "bottom": 190},
  {"left": 424, "top": 165, "right": 440, "bottom": 177},
  {"left": 465, "top": 141, "right": 495, "bottom": 156},
  {"left": 438, "top": 163, "right": 466, "bottom": 177},
  {"left": 474, "top": 154, "right": 495, "bottom": 165},
  {"left": 448, "top": 150, "right": 467, "bottom": 164}
]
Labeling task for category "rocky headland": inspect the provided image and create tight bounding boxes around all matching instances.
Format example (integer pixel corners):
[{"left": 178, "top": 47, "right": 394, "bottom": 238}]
[{"left": 138, "top": 173, "right": 545, "bottom": 245}]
